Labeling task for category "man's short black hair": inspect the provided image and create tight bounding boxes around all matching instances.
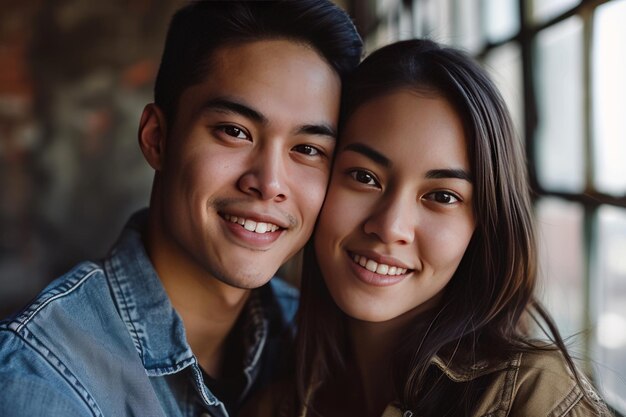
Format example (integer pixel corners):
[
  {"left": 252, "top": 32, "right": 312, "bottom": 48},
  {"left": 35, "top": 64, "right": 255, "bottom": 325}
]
[{"left": 154, "top": 0, "right": 363, "bottom": 123}]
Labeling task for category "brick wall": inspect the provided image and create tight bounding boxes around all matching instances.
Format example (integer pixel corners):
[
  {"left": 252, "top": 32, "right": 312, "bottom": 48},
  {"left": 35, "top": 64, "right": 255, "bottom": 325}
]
[{"left": 0, "top": 0, "right": 183, "bottom": 316}]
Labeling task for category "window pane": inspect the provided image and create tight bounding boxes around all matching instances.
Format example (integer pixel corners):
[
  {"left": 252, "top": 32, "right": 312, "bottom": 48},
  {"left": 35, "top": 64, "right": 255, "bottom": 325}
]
[
  {"left": 365, "top": 23, "right": 391, "bottom": 51},
  {"left": 398, "top": 3, "right": 413, "bottom": 40},
  {"left": 366, "top": 0, "right": 400, "bottom": 49},
  {"left": 481, "top": 0, "right": 519, "bottom": 42},
  {"left": 483, "top": 42, "right": 524, "bottom": 140},
  {"left": 592, "top": 0, "right": 626, "bottom": 195},
  {"left": 532, "top": 0, "right": 580, "bottom": 24},
  {"left": 535, "top": 17, "right": 585, "bottom": 192},
  {"left": 536, "top": 198, "right": 585, "bottom": 340},
  {"left": 595, "top": 206, "right": 626, "bottom": 414},
  {"left": 412, "top": 0, "right": 453, "bottom": 42},
  {"left": 453, "top": 0, "right": 483, "bottom": 53}
]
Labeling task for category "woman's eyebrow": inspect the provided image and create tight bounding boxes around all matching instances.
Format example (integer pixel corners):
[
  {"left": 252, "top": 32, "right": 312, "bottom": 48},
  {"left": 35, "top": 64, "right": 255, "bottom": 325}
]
[
  {"left": 425, "top": 168, "right": 473, "bottom": 182},
  {"left": 342, "top": 143, "right": 391, "bottom": 167},
  {"left": 341, "top": 143, "right": 472, "bottom": 182}
]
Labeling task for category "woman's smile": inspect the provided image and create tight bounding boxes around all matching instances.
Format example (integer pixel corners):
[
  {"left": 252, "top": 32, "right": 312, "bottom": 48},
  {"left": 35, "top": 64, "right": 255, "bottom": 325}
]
[{"left": 314, "top": 90, "right": 475, "bottom": 323}]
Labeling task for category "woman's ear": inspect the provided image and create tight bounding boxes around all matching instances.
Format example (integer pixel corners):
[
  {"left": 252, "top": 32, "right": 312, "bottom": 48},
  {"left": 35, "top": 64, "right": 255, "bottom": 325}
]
[{"left": 138, "top": 103, "right": 168, "bottom": 170}]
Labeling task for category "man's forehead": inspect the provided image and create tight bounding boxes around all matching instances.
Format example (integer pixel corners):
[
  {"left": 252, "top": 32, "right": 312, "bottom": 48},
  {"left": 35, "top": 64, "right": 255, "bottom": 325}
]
[
  {"left": 179, "top": 39, "right": 342, "bottom": 127},
  {"left": 208, "top": 39, "right": 337, "bottom": 85}
]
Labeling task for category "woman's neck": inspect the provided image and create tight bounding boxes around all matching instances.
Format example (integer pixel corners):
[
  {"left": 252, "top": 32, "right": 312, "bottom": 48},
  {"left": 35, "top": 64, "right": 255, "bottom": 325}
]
[
  {"left": 345, "top": 310, "right": 423, "bottom": 417},
  {"left": 348, "top": 321, "right": 396, "bottom": 416}
]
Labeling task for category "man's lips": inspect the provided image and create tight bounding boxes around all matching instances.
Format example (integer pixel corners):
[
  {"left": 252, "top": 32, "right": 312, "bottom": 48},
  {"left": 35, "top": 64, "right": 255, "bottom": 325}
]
[{"left": 222, "top": 213, "right": 282, "bottom": 234}]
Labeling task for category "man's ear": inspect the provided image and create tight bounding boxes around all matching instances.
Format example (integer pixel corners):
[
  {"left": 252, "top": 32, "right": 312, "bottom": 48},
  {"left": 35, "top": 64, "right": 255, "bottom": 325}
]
[{"left": 138, "top": 103, "right": 168, "bottom": 171}]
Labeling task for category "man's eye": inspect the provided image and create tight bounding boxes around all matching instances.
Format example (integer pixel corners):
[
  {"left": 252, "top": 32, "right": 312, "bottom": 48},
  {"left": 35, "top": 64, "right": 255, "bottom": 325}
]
[
  {"left": 425, "top": 191, "right": 460, "bottom": 204},
  {"left": 349, "top": 169, "right": 379, "bottom": 186},
  {"left": 293, "top": 144, "right": 321, "bottom": 156},
  {"left": 218, "top": 125, "right": 249, "bottom": 140}
]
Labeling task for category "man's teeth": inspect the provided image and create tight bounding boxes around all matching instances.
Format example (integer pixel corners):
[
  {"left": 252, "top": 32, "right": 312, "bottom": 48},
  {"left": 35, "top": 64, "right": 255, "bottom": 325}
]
[
  {"left": 352, "top": 254, "right": 408, "bottom": 276},
  {"left": 224, "top": 214, "right": 279, "bottom": 234}
]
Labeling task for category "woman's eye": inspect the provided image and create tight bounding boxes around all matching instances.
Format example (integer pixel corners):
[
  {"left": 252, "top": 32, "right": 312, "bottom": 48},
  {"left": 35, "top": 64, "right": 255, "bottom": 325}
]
[
  {"left": 218, "top": 125, "right": 249, "bottom": 140},
  {"left": 425, "top": 191, "right": 460, "bottom": 204},
  {"left": 349, "top": 169, "right": 379, "bottom": 186},
  {"left": 293, "top": 144, "right": 321, "bottom": 157}
]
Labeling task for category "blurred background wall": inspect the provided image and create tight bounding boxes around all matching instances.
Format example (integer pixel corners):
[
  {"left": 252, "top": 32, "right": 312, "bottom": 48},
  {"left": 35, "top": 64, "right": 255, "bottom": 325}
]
[{"left": 0, "top": 0, "right": 184, "bottom": 316}]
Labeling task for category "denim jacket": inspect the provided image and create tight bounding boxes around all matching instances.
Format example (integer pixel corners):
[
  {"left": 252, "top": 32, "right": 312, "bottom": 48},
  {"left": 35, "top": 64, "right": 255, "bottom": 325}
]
[{"left": 0, "top": 210, "right": 298, "bottom": 417}]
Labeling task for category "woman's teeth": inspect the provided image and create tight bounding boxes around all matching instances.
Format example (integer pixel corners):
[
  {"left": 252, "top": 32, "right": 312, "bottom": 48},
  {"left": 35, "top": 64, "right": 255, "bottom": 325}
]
[
  {"left": 224, "top": 214, "right": 279, "bottom": 234},
  {"left": 352, "top": 254, "right": 408, "bottom": 276}
]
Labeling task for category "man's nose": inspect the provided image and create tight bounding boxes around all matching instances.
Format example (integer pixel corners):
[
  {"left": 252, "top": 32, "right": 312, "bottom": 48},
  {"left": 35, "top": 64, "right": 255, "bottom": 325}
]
[{"left": 237, "top": 144, "right": 288, "bottom": 202}]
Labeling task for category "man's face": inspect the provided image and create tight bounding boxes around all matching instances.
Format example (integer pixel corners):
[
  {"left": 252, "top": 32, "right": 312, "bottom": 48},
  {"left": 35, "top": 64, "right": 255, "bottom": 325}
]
[{"left": 154, "top": 39, "right": 341, "bottom": 289}]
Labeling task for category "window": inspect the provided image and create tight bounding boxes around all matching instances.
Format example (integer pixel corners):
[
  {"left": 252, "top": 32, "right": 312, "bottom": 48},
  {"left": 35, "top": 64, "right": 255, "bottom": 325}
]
[{"left": 535, "top": 17, "right": 585, "bottom": 192}]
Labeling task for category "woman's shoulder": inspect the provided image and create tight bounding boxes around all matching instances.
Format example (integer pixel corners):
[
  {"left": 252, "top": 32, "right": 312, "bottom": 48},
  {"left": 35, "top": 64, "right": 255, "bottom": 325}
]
[
  {"left": 433, "top": 348, "right": 610, "bottom": 416},
  {"left": 505, "top": 349, "right": 609, "bottom": 416}
]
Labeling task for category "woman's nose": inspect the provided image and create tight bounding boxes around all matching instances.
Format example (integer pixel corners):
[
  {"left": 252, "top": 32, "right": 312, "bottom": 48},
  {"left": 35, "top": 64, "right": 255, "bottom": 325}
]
[{"left": 362, "top": 194, "right": 415, "bottom": 245}]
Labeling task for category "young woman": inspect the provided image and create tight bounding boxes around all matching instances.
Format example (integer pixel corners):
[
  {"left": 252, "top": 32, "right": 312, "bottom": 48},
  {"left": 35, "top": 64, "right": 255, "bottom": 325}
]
[{"left": 291, "top": 39, "right": 610, "bottom": 417}]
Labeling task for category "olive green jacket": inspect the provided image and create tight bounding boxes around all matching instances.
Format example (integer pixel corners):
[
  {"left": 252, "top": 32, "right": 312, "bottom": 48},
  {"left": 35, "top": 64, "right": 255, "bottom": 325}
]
[
  {"left": 379, "top": 349, "right": 608, "bottom": 417},
  {"left": 243, "top": 349, "right": 609, "bottom": 417}
]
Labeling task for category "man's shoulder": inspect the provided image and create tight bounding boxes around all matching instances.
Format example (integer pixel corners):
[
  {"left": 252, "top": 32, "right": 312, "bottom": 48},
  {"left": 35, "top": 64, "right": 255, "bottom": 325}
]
[
  {"left": 0, "top": 261, "right": 111, "bottom": 416},
  {"left": 0, "top": 260, "right": 118, "bottom": 361},
  {"left": 1, "top": 261, "right": 107, "bottom": 334},
  {"left": 0, "top": 259, "right": 161, "bottom": 417}
]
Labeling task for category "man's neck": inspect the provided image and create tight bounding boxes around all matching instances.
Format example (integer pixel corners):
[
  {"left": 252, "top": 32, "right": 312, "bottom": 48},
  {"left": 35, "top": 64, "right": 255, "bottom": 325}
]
[
  {"left": 164, "top": 270, "right": 250, "bottom": 377},
  {"left": 143, "top": 211, "right": 251, "bottom": 377}
]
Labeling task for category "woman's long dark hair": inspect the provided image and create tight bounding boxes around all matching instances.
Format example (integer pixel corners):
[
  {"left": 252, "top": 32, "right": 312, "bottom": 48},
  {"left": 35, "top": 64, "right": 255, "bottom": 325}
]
[{"left": 295, "top": 39, "right": 606, "bottom": 416}]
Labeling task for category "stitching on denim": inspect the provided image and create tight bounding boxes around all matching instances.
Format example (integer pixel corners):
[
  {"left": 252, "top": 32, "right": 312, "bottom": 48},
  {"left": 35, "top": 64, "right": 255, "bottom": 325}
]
[
  {"left": 243, "top": 293, "right": 269, "bottom": 370},
  {"left": 106, "top": 247, "right": 145, "bottom": 363},
  {"left": 12, "top": 328, "right": 103, "bottom": 417},
  {"left": 15, "top": 268, "right": 101, "bottom": 333}
]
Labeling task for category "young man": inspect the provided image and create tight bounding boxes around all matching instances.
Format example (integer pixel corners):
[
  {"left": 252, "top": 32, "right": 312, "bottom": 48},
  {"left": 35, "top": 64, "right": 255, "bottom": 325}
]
[{"left": 0, "top": 2, "right": 362, "bottom": 416}]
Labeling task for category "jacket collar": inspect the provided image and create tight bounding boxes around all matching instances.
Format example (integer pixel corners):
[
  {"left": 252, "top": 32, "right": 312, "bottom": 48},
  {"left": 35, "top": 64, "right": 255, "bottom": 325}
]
[
  {"left": 104, "top": 209, "right": 269, "bottom": 378},
  {"left": 430, "top": 351, "right": 520, "bottom": 382}
]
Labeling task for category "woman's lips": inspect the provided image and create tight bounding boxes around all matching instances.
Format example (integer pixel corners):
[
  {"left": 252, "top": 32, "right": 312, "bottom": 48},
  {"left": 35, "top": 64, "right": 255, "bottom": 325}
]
[{"left": 346, "top": 251, "right": 413, "bottom": 287}]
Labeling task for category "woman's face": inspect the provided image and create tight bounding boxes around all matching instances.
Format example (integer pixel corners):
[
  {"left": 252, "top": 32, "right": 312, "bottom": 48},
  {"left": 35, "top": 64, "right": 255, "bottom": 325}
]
[{"left": 314, "top": 89, "right": 476, "bottom": 323}]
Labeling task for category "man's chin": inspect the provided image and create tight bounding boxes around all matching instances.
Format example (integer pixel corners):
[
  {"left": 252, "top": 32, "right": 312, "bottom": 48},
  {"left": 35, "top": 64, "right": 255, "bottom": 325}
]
[{"left": 213, "top": 269, "right": 276, "bottom": 290}]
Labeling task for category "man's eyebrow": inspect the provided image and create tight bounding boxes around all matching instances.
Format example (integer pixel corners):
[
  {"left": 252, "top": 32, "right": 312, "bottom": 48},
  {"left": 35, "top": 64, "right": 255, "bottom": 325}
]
[
  {"left": 200, "top": 97, "right": 268, "bottom": 124},
  {"left": 298, "top": 124, "right": 337, "bottom": 139},
  {"left": 425, "top": 168, "right": 473, "bottom": 182},
  {"left": 342, "top": 143, "right": 391, "bottom": 167},
  {"left": 200, "top": 98, "right": 336, "bottom": 139}
]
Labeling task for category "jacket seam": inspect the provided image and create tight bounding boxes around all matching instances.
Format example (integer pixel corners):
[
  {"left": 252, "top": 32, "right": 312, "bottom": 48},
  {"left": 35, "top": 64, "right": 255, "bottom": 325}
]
[
  {"left": 482, "top": 353, "right": 521, "bottom": 417},
  {"left": 105, "top": 248, "right": 145, "bottom": 363},
  {"left": 500, "top": 358, "right": 520, "bottom": 416},
  {"left": 6, "top": 328, "right": 102, "bottom": 417},
  {"left": 547, "top": 384, "right": 583, "bottom": 417},
  {"left": 14, "top": 268, "right": 101, "bottom": 333}
]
